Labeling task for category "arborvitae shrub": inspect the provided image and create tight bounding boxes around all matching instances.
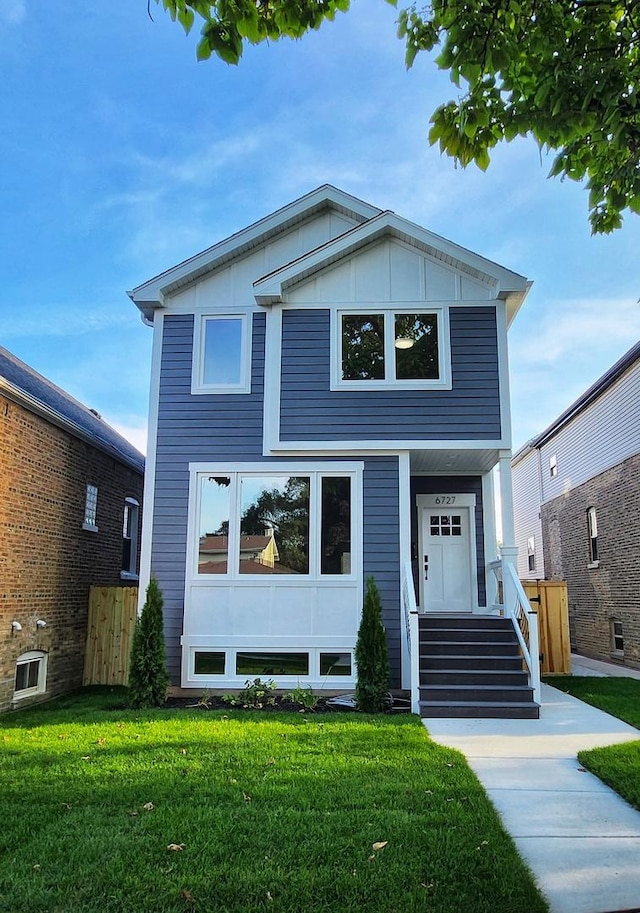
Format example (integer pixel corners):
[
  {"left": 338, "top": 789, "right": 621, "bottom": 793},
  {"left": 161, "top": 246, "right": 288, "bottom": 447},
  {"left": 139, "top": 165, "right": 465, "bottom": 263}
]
[
  {"left": 354, "top": 576, "right": 390, "bottom": 713},
  {"left": 128, "top": 578, "right": 169, "bottom": 708}
]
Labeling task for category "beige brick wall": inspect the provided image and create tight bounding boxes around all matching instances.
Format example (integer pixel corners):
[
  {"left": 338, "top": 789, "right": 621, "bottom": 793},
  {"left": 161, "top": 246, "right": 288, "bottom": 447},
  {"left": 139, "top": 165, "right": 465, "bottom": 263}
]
[
  {"left": 0, "top": 394, "right": 143, "bottom": 711},
  {"left": 541, "top": 452, "right": 640, "bottom": 670}
]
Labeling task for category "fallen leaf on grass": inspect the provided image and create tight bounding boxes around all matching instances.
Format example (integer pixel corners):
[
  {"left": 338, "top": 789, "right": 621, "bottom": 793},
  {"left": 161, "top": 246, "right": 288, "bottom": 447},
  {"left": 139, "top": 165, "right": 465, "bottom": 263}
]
[
  {"left": 372, "top": 841, "right": 388, "bottom": 852},
  {"left": 96, "top": 738, "right": 106, "bottom": 745},
  {"left": 143, "top": 802, "right": 155, "bottom": 811},
  {"left": 167, "top": 844, "right": 186, "bottom": 852},
  {"left": 81, "top": 756, "right": 92, "bottom": 761},
  {"left": 475, "top": 840, "right": 489, "bottom": 850},
  {"left": 266, "top": 892, "right": 273, "bottom": 902},
  {"left": 243, "top": 792, "right": 252, "bottom": 802},
  {"left": 180, "top": 889, "right": 195, "bottom": 904},
  {"left": 179, "top": 748, "right": 187, "bottom": 755},
  {"left": 129, "top": 811, "right": 139, "bottom": 817},
  {"left": 32, "top": 864, "right": 41, "bottom": 872}
]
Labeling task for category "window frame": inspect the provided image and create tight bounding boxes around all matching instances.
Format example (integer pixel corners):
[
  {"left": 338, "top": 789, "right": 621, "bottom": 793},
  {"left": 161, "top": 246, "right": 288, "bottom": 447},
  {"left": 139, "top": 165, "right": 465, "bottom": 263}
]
[
  {"left": 121, "top": 497, "right": 140, "bottom": 580},
  {"left": 587, "top": 506, "right": 599, "bottom": 566},
  {"left": 14, "top": 650, "right": 48, "bottom": 701},
  {"left": 527, "top": 536, "right": 536, "bottom": 574},
  {"left": 191, "top": 312, "right": 252, "bottom": 395},
  {"left": 330, "top": 306, "right": 451, "bottom": 391},
  {"left": 189, "top": 463, "right": 361, "bottom": 582},
  {"left": 549, "top": 454, "right": 558, "bottom": 478},
  {"left": 82, "top": 483, "right": 99, "bottom": 532},
  {"left": 610, "top": 619, "right": 624, "bottom": 657}
]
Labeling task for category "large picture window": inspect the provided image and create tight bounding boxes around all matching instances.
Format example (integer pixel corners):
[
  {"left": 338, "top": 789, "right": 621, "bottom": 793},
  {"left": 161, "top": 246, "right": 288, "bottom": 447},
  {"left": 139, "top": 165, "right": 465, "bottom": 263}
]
[
  {"left": 195, "top": 469, "right": 354, "bottom": 577},
  {"left": 192, "top": 314, "right": 251, "bottom": 394},
  {"left": 334, "top": 308, "right": 449, "bottom": 389}
]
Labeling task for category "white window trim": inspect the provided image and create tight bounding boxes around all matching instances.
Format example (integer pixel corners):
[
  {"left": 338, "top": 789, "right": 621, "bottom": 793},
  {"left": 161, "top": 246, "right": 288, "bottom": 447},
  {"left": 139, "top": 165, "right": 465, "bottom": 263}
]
[
  {"left": 187, "top": 461, "right": 362, "bottom": 583},
  {"left": 14, "top": 650, "right": 48, "bottom": 701},
  {"left": 330, "top": 306, "right": 451, "bottom": 391},
  {"left": 191, "top": 312, "right": 251, "bottom": 395},
  {"left": 186, "top": 645, "right": 355, "bottom": 688}
]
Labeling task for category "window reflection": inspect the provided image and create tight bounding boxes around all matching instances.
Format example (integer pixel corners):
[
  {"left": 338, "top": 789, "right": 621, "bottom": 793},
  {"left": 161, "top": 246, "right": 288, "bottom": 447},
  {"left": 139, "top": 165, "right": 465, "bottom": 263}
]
[{"left": 239, "top": 476, "right": 310, "bottom": 574}]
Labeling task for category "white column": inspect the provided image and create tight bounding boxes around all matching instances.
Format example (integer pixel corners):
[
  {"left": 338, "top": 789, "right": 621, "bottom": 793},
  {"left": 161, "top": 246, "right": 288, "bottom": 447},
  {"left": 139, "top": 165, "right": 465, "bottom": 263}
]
[{"left": 498, "top": 450, "right": 516, "bottom": 551}]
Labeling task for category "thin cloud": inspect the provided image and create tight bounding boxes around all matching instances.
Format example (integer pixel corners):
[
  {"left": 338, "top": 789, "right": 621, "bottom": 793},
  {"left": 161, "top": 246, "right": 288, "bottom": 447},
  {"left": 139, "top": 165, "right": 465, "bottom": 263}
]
[
  {"left": 0, "top": 1, "right": 26, "bottom": 25},
  {"left": 3, "top": 308, "right": 134, "bottom": 339}
]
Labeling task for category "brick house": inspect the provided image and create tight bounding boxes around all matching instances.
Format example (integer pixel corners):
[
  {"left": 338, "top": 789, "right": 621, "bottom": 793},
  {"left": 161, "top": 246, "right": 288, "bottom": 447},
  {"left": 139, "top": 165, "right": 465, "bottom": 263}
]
[
  {"left": 0, "top": 346, "right": 145, "bottom": 711},
  {"left": 512, "top": 340, "right": 640, "bottom": 670}
]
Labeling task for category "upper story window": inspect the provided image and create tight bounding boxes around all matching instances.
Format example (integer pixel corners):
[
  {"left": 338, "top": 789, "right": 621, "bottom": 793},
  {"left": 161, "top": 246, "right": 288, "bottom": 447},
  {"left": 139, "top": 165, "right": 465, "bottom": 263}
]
[
  {"left": 587, "top": 506, "right": 599, "bottom": 565},
  {"left": 192, "top": 313, "right": 251, "bottom": 394},
  {"left": 121, "top": 497, "right": 140, "bottom": 578},
  {"left": 527, "top": 536, "right": 536, "bottom": 573},
  {"left": 83, "top": 484, "right": 99, "bottom": 532},
  {"left": 549, "top": 454, "right": 558, "bottom": 478},
  {"left": 194, "top": 470, "right": 354, "bottom": 578},
  {"left": 331, "top": 308, "right": 450, "bottom": 390}
]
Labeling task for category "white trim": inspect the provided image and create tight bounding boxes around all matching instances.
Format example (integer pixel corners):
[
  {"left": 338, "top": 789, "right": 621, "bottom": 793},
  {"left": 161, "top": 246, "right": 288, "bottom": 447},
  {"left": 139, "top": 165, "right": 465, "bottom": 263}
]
[
  {"left": 263, "top": 307, "right": 283, "bottom": 457},
  {"left": 416, "top": 493, "right": 478, "bottom": 613},
  {"left": 330, "top": 306, "right": 451, "bottom": 392},
  {"left": 191, "top": 312, "right": 251, "bottom": 395},
  {"left": 398, "top": 452, "right": 412, "bottom": 689},
  {"left": 482, "top": 470, "right": 498, "bottom": 609},
  {"left": 138, "top": 312, "right": 164, "bottom": 611},
  {"left": 495, "top": 298, "right": 512, "bottom": 448},
  {"left": 265, "top": 437, "right": 510, "bottom": 454}
]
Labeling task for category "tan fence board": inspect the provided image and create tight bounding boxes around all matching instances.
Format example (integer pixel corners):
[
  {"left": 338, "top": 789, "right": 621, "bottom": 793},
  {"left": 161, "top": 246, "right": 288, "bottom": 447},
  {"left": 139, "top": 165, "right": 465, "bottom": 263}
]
[
  {"left": 83, "top": 586, "right": 138, "bottom": 686},
  {"left": 521, "top": 580, "right": 571, "bottom": 675}
]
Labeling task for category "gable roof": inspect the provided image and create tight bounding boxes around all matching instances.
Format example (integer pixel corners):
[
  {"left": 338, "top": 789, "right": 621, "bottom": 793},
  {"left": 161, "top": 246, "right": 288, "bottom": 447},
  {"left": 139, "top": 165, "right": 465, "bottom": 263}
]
[
  {"left": 128, "top": 185, "right": 531, "bottom": 325},
  {"left": 0, "top": 345, "right": 145, "bottom": 474},
  {"left": 252, "top": 210, "right": 531, "bottom": 324},
  {"left": 513, "top": 338, "right": 640, "bottom": 464},
  {"left": 128, "top": 185, "right": 380, "bottom": 321}
]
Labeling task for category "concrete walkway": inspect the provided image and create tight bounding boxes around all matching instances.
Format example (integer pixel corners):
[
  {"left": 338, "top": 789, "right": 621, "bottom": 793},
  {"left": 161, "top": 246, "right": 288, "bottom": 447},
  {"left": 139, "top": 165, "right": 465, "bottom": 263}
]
[{"left": 425, "top": 680, "right": 640, "bottom": 913}]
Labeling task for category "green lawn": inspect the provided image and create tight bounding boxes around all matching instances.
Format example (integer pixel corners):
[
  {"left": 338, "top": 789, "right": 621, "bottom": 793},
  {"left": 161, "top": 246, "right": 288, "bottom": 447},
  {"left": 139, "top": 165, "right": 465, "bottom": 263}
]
[
  {"left": 0, "top": 689, "right": 549, "bottom": 913},
  {"left": 546, "top": 675, "right": 640, "bottom": 811}
]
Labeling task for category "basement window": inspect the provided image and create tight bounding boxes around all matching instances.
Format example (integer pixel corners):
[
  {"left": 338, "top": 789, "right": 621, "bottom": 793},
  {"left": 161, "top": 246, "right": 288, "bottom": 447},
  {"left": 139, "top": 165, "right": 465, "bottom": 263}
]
[
  {"left": 14, "top": 651, "right": 47, "bottom": 700},
  {"left": 611, "top": 620, "right": 624, "bottom": 657}
]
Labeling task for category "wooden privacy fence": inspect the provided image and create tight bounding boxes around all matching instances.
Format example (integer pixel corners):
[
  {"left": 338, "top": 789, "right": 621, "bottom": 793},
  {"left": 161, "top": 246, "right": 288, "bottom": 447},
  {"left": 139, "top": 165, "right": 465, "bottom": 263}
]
[
  {"left": 520, "top": 580, "right": 571, "bottom": 675},
  {"left": 83, "top": 586, "right": 138, "bottom": 686}
]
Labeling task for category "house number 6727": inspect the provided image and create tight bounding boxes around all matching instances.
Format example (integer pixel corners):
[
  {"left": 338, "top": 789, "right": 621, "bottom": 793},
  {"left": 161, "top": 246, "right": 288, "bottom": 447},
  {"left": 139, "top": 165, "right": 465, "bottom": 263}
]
[{"left": 435, "top": 496, "right": 456, "bottom": 505}]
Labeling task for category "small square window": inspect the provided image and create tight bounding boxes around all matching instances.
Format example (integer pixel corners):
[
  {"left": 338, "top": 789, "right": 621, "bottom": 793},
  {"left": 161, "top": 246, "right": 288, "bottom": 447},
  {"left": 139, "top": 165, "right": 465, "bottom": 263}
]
[
  {"left": 83, "top": 484, "right": 99, "bottom": 531},
  {"left": 320, "top": 653, "right": 352, "bottom": 676},
  {"left": 194, "top": 652, "right": 226, "bottom": 675}
]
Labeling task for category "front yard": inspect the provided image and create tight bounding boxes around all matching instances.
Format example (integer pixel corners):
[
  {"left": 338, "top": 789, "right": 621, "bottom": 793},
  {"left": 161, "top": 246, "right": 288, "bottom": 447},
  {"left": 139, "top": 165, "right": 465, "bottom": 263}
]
[{"left": 0, "top": 689, "right": 548, "bottom": 913}]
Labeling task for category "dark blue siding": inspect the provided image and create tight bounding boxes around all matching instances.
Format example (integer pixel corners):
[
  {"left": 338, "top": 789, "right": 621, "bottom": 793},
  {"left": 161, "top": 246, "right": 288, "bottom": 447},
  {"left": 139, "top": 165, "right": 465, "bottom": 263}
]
[
  {"left": 363, "top": 456, "right": 401, "bottom": 688},
  {"left": 152, "top": 313, "right": 267, "bottom": 682},
  {"left": 410, "top": 475, "right": 487, "bottom": 606},
  {"left": 280, "top": 307, "right": 501, "bottom": 440}
]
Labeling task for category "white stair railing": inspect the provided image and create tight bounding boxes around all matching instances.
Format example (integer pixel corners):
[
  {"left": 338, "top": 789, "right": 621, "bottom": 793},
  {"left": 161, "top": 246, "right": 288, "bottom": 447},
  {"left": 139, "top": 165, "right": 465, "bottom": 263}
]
[
  {"left": 489, "top": 556, "right": 541, "bottom": 705},
  {"left": 401, "top": 561, "right": 420, "bottom": 714}
]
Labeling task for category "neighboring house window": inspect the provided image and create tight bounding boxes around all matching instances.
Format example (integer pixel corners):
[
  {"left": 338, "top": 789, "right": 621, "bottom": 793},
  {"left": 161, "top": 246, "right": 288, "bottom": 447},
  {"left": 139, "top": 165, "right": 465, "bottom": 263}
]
[
  {"left": 611, "top": 619, "right": 624, "bottom": 656},
  {"left": 121, "top": 498, "right": 140, "bottom": 577},
  {"left": 192, "top": 313, "right": 251, "bottom": 394},
  {"left": 549, "top": 454, "right": 558, "bottom": 478},
  {"left": 527, "top": 537, "right": 536, "bottom": 573},
  {"left": 332, "top": 308, "right": 450, "bottom": 390},
  {"left": 14, "top": 651, "right": 47, "bottom": 700},
  {"left": 83, "top": 484, "right": 99, "bottom": 531},
  {"left": 195, "top": 471, "right": 353, "bottom": 577},
  {"left": 587, "top": 507, "right": 599, "bottom": 564}
]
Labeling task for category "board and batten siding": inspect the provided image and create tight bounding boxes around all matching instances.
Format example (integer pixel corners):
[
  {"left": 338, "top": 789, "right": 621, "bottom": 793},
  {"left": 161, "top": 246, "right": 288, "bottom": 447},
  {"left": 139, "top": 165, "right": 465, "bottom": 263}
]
[
  {"left": 279, "top": 307, "right": 501, "bottom": 441},
  {"left": 536, "top": 357, "right": 640, "bottom": 506},
  {"left": 152, "top": 312, "right": 266, "bottom": 681},
  {"left": 512, "top": 449, "right": 546, "bottom": 580}
]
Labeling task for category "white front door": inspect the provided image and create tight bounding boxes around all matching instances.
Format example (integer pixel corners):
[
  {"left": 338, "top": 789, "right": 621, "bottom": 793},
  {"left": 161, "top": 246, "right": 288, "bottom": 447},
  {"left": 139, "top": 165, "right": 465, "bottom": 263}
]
[{"left": 417, "top": 495, "right": 477, "bottom": 612}]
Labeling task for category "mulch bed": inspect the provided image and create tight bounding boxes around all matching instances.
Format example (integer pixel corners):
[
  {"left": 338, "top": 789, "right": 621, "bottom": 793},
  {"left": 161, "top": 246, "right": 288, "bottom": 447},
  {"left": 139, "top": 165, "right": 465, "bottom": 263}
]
[{"left": 162, "top": 693, "right": 411, "bottom": 714}]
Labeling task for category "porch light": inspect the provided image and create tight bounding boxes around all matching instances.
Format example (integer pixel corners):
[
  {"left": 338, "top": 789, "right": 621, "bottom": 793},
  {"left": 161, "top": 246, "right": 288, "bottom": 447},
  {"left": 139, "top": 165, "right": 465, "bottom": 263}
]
[{"left": 394, "top": 337, "right": 414, "bottom": 349}]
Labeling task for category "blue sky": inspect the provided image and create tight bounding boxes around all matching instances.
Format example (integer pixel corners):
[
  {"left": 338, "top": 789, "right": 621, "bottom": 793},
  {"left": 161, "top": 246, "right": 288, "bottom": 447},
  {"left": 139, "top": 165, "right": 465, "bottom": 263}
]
[{"left": 2, "top": 1, "right": 640, "bottom": 455}]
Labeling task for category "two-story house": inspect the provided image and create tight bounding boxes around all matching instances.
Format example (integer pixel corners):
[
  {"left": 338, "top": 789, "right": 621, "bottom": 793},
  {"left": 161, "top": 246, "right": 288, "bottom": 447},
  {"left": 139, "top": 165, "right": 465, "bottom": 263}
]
[
  {"left": 130, "top": 186, "right": 540, "bottom": 717},
  {"left": 0, "top": 345, "right": 144, "bottom": 712},
  {"left": 513, "top": 340, "right": 640, "bottom": 671}
]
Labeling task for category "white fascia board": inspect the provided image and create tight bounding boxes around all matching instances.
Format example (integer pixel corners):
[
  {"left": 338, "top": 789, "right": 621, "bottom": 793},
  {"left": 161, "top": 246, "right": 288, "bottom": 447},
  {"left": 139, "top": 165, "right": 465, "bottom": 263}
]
[
  {"left": 253, "top": 211, "right": 530, "bottom": 306},
  {"left": 264, "top": 439, "right": 510, "bottom": 454},
  {"left": 128, "top": 185, "right": 381, "bottom": 315}
]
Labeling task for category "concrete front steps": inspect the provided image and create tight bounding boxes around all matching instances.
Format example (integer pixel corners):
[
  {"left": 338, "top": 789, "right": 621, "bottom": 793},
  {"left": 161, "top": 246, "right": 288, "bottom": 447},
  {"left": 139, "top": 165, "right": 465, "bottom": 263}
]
[{"left": 419, "top": 614, "right": 540, "bottom": 719}]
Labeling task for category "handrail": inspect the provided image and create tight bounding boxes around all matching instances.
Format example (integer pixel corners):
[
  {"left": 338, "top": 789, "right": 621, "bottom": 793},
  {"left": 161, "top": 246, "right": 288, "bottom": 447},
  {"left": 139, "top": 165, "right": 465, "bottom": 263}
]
[
  {"left": 489, "top": 557, "right": 541, "bottom": 706},
  {"left": 401, "top": 561, "right": 420, "bottom": 714}
]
